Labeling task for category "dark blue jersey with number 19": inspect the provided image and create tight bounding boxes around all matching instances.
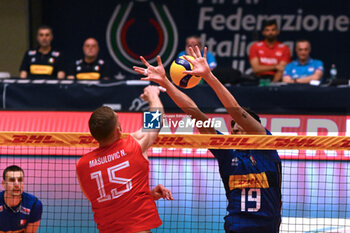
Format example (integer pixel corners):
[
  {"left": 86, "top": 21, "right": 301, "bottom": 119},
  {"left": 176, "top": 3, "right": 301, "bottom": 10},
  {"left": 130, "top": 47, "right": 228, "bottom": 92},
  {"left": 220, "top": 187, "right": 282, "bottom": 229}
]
[{"left": 210, "top": 129, "right": 281, "bottom": 233}]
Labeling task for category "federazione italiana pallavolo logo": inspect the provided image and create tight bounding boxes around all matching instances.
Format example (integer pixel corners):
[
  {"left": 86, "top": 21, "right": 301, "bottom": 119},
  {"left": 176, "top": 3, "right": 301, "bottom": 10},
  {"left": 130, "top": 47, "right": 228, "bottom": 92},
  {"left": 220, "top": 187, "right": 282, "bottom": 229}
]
[{"left": 106, "top": 1, "right": 178, "bottom": 73}]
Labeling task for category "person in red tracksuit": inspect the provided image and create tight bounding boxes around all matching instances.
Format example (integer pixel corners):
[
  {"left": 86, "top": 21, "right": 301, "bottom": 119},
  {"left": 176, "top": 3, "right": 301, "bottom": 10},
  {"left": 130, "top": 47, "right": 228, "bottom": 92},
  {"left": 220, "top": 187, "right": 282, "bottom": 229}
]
[
  {"left": 249, "top": 19, "right": 291, "bottom": 83},
  {"left": 76, "top": 85, "right": 173, "bottom": 233}
]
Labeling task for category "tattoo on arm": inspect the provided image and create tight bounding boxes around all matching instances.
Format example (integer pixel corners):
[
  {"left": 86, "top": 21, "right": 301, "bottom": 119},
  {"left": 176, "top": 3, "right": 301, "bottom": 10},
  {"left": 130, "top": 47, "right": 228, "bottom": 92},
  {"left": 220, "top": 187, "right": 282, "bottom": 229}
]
[{"left": 242, "top": 112, "right": 247, "bottom": 119}]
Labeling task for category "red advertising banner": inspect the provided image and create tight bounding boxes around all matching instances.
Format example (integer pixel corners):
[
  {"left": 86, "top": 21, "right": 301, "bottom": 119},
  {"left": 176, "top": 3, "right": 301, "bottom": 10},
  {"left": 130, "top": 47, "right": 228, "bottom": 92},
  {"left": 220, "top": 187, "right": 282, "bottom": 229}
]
[{"left": 0, "top": 111, "right": 349, "bottom": 160}]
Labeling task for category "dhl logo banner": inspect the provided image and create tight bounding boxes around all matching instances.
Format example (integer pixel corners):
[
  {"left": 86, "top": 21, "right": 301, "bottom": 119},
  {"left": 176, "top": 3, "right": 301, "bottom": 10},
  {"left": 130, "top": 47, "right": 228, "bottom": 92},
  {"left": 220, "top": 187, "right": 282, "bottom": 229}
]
[
  {"left": 229, "top": 172, "right": 269, "bottom": 190},
  {"left": 153, "top": 134, "right": 350, "bottom": 150},
  {"left": 0, "top": 132, "right": 98, "bottom": 147},
  {"left": 0, "top": 132, "right": 350, "bottom": 150}
]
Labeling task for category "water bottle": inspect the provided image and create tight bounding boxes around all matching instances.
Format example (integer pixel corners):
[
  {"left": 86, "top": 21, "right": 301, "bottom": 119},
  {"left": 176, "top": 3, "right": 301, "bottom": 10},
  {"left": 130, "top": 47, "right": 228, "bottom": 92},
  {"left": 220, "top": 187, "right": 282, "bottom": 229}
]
[{"left": 330, "top": 64, "right": 337, "bottom": 80}]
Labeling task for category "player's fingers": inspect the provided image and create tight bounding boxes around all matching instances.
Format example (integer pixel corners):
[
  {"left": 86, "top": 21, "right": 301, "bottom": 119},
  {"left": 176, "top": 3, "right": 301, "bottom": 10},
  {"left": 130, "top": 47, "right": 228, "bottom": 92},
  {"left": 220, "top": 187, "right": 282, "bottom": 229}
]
[
  {"left": 182, "top": 55, "right": 194, "bottom": 65},
  {"left": 140, "top": 56, "right": 151, "bottom": 68},
  {"left": 188, "top": 47, "right": 197, "bottom": 58},
  {"left": 203, "top": 47, "right": 207, "bottom": 60},
  {"left": 140, "top": 77, "right": 151, "bottom": 81},
  {"left": 183, "top": 70, "right": 194, "bottom": 75},
  {"left": 166, "top": 190, "right": 174, "bottom": 200},
  {"left": 157, "top": 184, "right": 167, "bottom": 197},
  {"left": 133, "top": 66, "right": 146, "bottom": 75},
  {"left": 194, "top": 46, "right": 201, "bottom": 58},
  {"left": 149, "top": 85, "right": 160, "bottom": 95},
  {"left": 156, "top": 56, "right": 163, "bottom": 67}
]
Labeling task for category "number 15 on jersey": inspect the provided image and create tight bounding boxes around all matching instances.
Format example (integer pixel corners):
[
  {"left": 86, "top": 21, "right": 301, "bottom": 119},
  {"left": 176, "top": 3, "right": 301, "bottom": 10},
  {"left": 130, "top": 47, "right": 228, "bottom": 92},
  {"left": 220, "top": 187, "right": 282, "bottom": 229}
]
[{"left": 90, "top": 161, "right": 133, "bottom": 203}]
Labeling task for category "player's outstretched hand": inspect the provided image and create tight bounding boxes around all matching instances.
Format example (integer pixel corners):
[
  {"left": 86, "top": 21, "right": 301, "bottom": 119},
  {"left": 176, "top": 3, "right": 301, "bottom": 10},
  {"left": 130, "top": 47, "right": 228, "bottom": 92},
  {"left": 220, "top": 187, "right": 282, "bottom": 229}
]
[
  {"left": 182, "top": 46, "right": 211, "bottom": 79},
  {"left": 133, "top": 56, "right": 168, "bottom": 87},
  {"left": 140, "top": 85, "right": 161, "bottom": 102},
  {"left": 151, "top": 184, "right": 174, "bottom": 201}
]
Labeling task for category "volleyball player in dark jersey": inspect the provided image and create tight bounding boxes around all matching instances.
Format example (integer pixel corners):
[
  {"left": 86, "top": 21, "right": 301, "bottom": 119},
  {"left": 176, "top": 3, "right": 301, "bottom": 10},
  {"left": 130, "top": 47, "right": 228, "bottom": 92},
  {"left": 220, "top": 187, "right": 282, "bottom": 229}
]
[{"left": 133, "top": 46, "right": 282, "bottom": 233}]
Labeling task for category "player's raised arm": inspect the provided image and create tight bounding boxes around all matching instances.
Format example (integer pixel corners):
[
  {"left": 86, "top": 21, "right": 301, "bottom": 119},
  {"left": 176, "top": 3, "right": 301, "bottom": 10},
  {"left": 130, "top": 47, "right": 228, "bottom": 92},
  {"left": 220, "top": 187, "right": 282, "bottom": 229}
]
[
  {"left": 133, "top": 56, "right": 216, "bottom": 134},
  {"left": 131, "top": 85, "right": 164, "bottom": 154},
  {"left": 183, "top": 46, "right": 266, "bottom": 135}
]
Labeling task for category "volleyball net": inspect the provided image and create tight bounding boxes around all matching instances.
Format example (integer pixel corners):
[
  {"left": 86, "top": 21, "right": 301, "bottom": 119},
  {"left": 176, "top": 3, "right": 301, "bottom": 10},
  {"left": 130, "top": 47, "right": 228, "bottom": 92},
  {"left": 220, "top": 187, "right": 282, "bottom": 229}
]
[{"left": 0, "top": 132, "right": 349, "bottom": 233}]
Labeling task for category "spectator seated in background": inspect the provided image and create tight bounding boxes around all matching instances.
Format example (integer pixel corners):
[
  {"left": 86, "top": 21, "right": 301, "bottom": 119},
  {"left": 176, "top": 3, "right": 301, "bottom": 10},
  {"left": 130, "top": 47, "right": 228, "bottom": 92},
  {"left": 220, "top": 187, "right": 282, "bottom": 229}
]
[
  {"left": 19, "top": 25, "right": 65, "bottom": 79},
  {"left": 249, "top": 20, "right": 291, "bottom": 83},
  {"left": 283, "top": 39, "right": 323, "bottom": 84},
  {"left": 67, "top": 38, "right": 111, "bottom": 81},
  {"left": 177, "top": 35, "right": 217, "bottom": 70}
]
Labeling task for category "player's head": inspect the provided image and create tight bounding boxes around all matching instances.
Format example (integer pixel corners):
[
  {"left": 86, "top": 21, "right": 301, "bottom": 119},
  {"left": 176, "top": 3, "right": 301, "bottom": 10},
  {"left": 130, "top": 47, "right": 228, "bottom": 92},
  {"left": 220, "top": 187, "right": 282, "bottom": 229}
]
[
  {"left": 2, "top": 165, "right": 25, "bottom": 197},
  {"left": 295, "top": 39, "right": 311, "bottom": 62},
  {"left": 262, "top": 19, "right": 279, "bottom": 42},
  {"left": 185, "top": 35, "right": 202, "bottom": 55},
  {"left": 231, "top": 108, "right": 261, "bottom": 135},
  {"left": 83, "top": 37, "right": 99, "bottom": 60},
  {"left": 37, "top": 25, "right": 53, "bottom": 48},
  {"left": 89, "top": 106, "right": 122, "bottom": 143}
]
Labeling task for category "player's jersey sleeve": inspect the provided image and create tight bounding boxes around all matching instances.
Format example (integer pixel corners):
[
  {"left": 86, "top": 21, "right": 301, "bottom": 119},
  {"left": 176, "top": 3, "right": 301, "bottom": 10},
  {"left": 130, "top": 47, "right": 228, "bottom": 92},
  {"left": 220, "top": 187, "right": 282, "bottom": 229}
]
[
  {"left": 28, "top": 198, "right": 43, "bottom": 223},
  {"left": 249, "top": 42, "right": 259, "bottom": 60},
  {"left": 19, "top": 51, "right": 30, "bottom": 72}
]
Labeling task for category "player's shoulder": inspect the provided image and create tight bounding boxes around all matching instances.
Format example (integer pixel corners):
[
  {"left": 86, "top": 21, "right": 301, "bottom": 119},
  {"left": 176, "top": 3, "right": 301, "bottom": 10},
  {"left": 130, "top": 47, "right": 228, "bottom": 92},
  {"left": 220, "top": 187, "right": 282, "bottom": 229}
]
[
  {"left": 129, "top": 131, "right": 144, "bottom": 146},
  {"left": 22, "top": 192, "right": 42, "bottom": 208},
  {"left": 76, "top": 148, "right": 99, "bottom": 171},
  {"left": 22, "top": 191, "right": 37, "bottom": 200}
]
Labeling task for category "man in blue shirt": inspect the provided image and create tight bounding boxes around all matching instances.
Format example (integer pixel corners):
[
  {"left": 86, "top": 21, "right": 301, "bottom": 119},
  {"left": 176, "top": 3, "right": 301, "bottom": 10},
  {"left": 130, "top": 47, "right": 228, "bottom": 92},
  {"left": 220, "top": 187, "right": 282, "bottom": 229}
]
[
  {"left": 0, "top": 165, "right": 43, "bottom": 233},
  {"left": 283, "top": 39, "right": 324, "bottom": 84},
  {"left": 178, "top": 35, "right": 217, "bottom": 70},
  {"left": 133, "top": 46, "right": 282, "bottom": 233}
]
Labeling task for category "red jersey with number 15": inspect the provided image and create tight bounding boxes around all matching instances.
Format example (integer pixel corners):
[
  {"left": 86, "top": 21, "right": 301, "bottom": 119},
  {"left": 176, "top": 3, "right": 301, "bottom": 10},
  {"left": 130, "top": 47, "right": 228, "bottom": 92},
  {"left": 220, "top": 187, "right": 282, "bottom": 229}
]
[
  {"left": 249, "top": 40, "right": 291, "bottom": 76},
  {"left": 76, "top": 135, "right": 162, "bottom": 233}
]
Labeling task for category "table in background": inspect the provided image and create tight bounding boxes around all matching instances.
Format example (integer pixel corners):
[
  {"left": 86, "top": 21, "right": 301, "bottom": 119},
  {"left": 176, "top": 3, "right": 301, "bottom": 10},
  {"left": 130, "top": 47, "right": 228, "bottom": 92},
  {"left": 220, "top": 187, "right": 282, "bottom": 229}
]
[{"left": 0, "top": 79, "right": 349, "bottom": 114}]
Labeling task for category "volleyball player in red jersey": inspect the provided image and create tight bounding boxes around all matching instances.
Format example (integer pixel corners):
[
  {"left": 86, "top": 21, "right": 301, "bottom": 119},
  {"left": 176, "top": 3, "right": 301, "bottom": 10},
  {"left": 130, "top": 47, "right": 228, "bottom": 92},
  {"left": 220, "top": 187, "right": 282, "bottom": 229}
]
[{"left": 76, "top": 85, "right": 173, "bottom": 233}]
